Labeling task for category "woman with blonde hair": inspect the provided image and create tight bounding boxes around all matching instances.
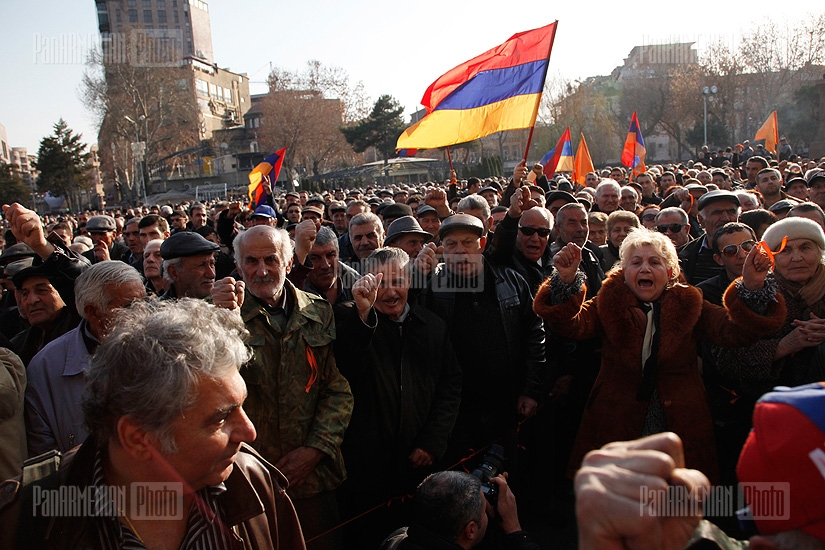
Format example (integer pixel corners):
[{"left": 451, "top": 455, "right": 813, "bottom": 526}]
[{"left": 534, "top": 229, "right": 786, "bottom": 479}]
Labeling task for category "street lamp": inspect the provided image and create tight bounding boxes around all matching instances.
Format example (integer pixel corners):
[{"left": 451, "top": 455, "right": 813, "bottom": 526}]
[
  {"left": 702, "top": 86, "right": 717, "bottom": 147},
  {"left": 124, "top": 115, "right": 147, "bottom": 205}
]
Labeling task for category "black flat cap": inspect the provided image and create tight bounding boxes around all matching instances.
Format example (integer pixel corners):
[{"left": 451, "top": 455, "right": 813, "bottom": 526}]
[
  {"left": 0, "top": 243, "right": 36, "bottom": 266},
  {"left": 438, "top": 214, "right": 485, "bottom": 239},
  {"left": 160, "top": 231, "right": 220, "bottom": 260},
  {"left": 697, "top": 190, "right": 740, "bottom": 211},
  {"left": 545, "top": 190, "right": 578, "bottom": 206},
  {"left": 381, "top": 203, "right": 413, "bottom": 220}
]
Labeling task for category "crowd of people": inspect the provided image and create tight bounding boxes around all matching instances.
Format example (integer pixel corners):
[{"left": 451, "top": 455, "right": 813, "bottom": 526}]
[{"left": 0, "top": 149, "right": 823, "bottom": 550}]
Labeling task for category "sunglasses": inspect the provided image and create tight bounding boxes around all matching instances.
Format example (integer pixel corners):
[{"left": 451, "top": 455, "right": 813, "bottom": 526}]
[
  {"left": 519, "top": 226, "right": 552, "bottom": 238},
  {"left": 641, "top": 214, "right": 657, "bottom": 222},
  {"left": 720, "top": 240, "right": 756, "bottom": 257},
  {"left": 656, "top": 223, "right": 686, "bottom": 234}
]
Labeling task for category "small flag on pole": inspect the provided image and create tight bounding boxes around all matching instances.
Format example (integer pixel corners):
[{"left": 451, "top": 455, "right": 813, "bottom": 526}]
[
  {"left": 755, "top": 111, "right": 779, "bottom": 155},
  {"left": 572, "top": 133, "right": 595, "bottom": 187},
  {"left": 248, "top": 148, "right": 286, "bottom": 207},
  {"left": 621, "top": 111, "right": 647, "bottom": 176},
  {"left": 539, "top": 127, "right": 573, "bottom": 174}
]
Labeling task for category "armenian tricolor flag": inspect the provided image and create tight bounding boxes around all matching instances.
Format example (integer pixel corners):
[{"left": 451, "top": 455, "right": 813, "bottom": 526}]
[
  {"left": 540, "top": 127, "right": 573, "bottom": 174},
  {"left": 396, "top": 148, "right": 418, "bottom": 157},
  {"left": 396, "top": 22, "right": 558, "bottom": 149},
  {"left": 621, "top": 112, "right": 646, "bottom": 176},
  {"left": 248, "top": 148, "right": 286, "bottom": 207}
]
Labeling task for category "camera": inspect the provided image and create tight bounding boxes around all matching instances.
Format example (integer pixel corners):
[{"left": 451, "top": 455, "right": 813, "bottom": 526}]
[{"left": 470, "top": 444, "right": 505, "bottom": 507}]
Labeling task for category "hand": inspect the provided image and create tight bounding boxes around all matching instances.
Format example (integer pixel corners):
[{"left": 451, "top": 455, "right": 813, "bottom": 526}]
[
  {"left": 512, "top": 160, "right": 528, "bottom": 187},
  {"left": 741, "top": 242, "right": 772, "bottom": 290},
  {"left": 575, "top": 432, "right": 709, "bottom": 550},
  {"left": 488, "top": 474, "right": 521, "bottom": 534},
  {"left": 293, "top": 220, "right": 318, "bottom": 264},
  {"left": 549, "top": 374, "right": 573, "bottom": 403},
  {"left": 409, "top": 448, "right": 435, "bottom": 469},
  {"left": 414, "top": 242, "right": 442, "bottom": 276},
  {"left": 516, "top": 395, "right": 537, "bottom": 418},
  {"left": 352, "top": 272, "right": 382, "bottom": 323},
  {"left": 507, "top": 186, "right": 538, "bottom": 218},
  {"left": 553, "top": 242, "right": 582, "bottom": 284},
  {"left": 211, "top": 277, "right": 245, "bottom": 311},
  {"left": 450, "top": 169, "right": 457, "bottom": 184},
  {"left": 262, "top": 174, "right": 273, "bottom": 196},
  {"left": 228, "top": 201, "right": 243, "bottom": 216},
  {"left": 93, "top": 240, "right": 111, "bottom": 262},
  {"left": 533, "top": 163, "right": 544, "bottom": 178},
  {"left": 424, "top": 188, "right": 451, "bottom": 218},
  {"left": 274, "top": 446, "right": 324, "bottom": 488},
  {"left": 2, "top": 203, "right": 54, "bottom": 259}
]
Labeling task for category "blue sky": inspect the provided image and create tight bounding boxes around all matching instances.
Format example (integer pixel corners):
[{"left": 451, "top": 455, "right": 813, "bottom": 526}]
[{"left": 0, "top": 0, "right": 812, "bottom": 154}]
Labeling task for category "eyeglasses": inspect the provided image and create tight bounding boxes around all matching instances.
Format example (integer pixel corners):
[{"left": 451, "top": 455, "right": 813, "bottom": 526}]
[
  {"left": 641, "top": 214, "right": 657, "bottom": 222},
  {"left": 519, "top": 226, "right": 552, "bottom": 238},
  {"left": 720, "top": 240, "right": 756, "bottom": 257},
  {"left": 656, "top": 223, "right": 686, "bottom": 234}
]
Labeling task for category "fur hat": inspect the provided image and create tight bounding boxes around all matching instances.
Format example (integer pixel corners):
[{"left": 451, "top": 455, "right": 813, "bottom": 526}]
[{"left": 761, "top": 217, "right": 825, "bottom": 251}]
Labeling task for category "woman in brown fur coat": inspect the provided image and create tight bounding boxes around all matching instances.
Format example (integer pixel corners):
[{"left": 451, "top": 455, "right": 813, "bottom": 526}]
[{"left": 533, "top": 229, "right": 786, "bottom": 480}]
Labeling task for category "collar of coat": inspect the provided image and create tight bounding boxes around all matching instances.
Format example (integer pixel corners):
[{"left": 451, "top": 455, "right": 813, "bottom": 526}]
[
  {"left": 596, "top": 269, "right": 704, "bottom": 340},
  {"left": 241, "top": 278, "right": 328, "bottom": 327}
]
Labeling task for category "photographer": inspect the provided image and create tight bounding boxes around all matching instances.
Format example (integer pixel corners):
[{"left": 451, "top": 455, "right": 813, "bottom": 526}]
[{"left": 380, "top": 470, "right": 539, "bottom": 550}]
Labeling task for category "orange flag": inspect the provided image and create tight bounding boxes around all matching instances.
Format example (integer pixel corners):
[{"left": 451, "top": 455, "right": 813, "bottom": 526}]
[
  {"left": 572, "top": 133, "right": 595, "bottom": 187},
  {"left": 755, "top": 111, "right": 779, "bottom": 155}
]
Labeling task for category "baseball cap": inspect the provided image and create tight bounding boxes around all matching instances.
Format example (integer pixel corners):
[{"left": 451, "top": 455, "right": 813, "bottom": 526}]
[
  {"left": 251, "top": 205, "right": 277, "bottom": 219},
  {"left": 736, "top": 383, "right": 825, "bottom": 540}
]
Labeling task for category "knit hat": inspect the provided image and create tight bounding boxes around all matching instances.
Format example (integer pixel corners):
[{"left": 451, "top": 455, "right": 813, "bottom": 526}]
[
  {"left": 736, "top": 383, "right": 825, "bottom": 540},
  {"left": 761, "top": 217, "right": 825, "bottom": 251}
]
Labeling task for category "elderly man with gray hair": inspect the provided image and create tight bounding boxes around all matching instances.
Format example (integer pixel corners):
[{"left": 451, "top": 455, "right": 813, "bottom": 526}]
[
  {"left": 234, "top": 225, "right": 353, "bottom": 549},
  {"left": 0, "top": 299, "right": 305, "bottom": 550},
  {"left": 25, "top": 260, "right": 146, "bottom": 456}
]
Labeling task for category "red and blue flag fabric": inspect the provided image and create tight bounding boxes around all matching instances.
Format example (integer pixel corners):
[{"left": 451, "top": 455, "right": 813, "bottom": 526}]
[
  {"left": 248, "top": 148, "right": 286, "bottom": 207},
  {"left": 621, "top": 111, "right": 646, "bottom": 175},
  {"left": 540, "top": 127, "right": 573, "bottom": 174}
]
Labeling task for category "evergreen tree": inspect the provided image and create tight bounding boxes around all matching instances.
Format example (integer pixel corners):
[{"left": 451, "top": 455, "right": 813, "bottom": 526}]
[
  {"left": 35, "top": 119, "right": 90, "bottom": 211},
  {"left": 0, "top": 164, "right": 33, "bottom": 207},
  {"left": 341, "top": 95, "right": 406, "bottom": 161}
]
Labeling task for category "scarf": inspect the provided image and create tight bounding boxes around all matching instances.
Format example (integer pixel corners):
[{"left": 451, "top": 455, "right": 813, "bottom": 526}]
[{"left": 775, "top": 263, "right": 825, "bottom": 319}]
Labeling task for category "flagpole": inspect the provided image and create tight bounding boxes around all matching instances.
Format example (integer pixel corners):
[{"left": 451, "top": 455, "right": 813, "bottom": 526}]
[
  {"left": 446, "top": 146, "right": 454, "bottom": 174},
  {"left": 522, "top": 20, "right": 559, "bottom": 164}
]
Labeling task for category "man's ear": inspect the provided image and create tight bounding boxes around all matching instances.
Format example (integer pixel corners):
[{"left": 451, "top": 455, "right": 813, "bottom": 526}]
[
  {"left": 479, "top": 236, "right": 487, "bottom": 250},
  {"left": 461, "top": 520, "right": 481, "bottom": 545},
  {"left": 116, "top": 416, "right": 155, "bottom": 462},
  {"left": 713, "top": 253, "right": 724, "bottom": 267}
]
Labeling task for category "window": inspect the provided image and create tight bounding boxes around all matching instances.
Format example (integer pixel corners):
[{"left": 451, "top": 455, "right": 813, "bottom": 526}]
[
  {"left": 115, "top": 8, "right": 121, "bottom": 22},
  {"left": 173, "top": 10, "right": 179, "bottom": 23},
  {"left": 143, "top": 9, "right": 152, "bottom": 22},
  {"left": 157, "top": 0, "right": 165, "bottom": 6},
  {"left": 195, "top": 79, "right": 208, "bottom": 96},
  {"left": 209, "top": 83, "right": 218, "bottom": 98},
  {"left": 127, "top": 0, "right": 136, "bottom": 6},
  {"left": 128, "top": 9, "right": 138, "bottom": 22},
  {"left": 143, "top": 0, "right": 151, "bottom": 6},
  {"left": 157, "top": 9, "right": 166, "bottom": 22},
  {"left": 224, "top": 87, "right": 232, "bottom": 104}
]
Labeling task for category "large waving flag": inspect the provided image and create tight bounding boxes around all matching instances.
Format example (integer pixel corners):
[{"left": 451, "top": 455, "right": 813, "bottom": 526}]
[
  {"left": 540, "top": 127, "right": 573, "bottom": 174},
  {"left": 621, "top": 111, "right": 647, "bottom": 176},
  {"left": 755, "top": 110, "right": 779, "bottom": 155},
  {"left": 248, "top": 148, "right": 286, "bottom": 207},
  {"left": 572, "top": 133, "right": 596, "bottom": 187},
  {"left": 396, "top": 22, "right": 558, "bottom": 149}
]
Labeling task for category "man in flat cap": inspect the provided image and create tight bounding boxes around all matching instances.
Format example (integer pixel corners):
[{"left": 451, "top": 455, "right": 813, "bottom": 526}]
[
  {"left": 418, "top": 214, "right": 545, "bottom": 470},
  {"left": 159, "top": 231, "right": 221, "bottom": 300},
  {"left": 678, "top": 190, "right": 741, "bottom": 285},
  {"left": 2, "top": 203, "right": 89, "bottom": 365},
  {"left": 82, "top": 215, "right": 128, "bottom": 264}
]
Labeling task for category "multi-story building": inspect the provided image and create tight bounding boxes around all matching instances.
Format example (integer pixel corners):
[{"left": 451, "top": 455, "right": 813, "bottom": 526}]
[
  {"left": 10, "top": 147, "right": 35, "bottom": 188},
  {"left": 94, "top": 0, "right": 251, "bottom": 200},
  {"left": 0, "top": 123, "right": 9, "bottom": 165}
]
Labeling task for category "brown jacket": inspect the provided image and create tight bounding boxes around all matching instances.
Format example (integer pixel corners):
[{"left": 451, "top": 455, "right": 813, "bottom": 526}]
[
  {"left": 534, "top": 271, "right": 786, "bottom": 481},
  {"left": 0, "top": 438, "right": 306, "bottom": 550}
]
